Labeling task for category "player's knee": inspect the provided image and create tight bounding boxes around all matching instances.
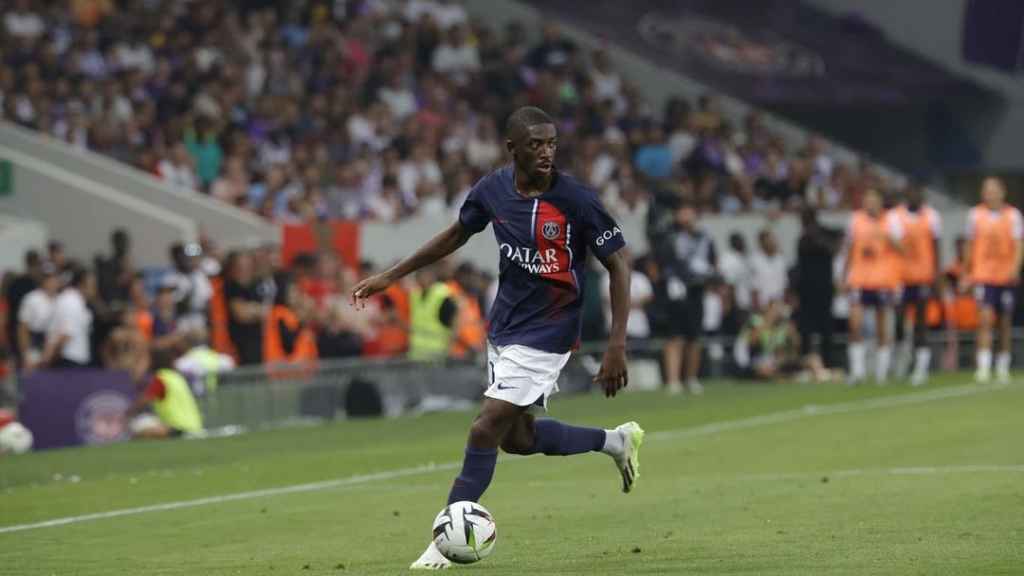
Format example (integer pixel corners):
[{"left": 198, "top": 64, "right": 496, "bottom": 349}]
[
  {"left": 468, "top": 414, "right": 506, "bottom": 448},
  {"left": 499, "top": 414, "right": 536, "bottom": 455}
]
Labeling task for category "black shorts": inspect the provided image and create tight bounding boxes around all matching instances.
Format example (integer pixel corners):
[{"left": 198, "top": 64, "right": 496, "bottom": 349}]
[{"left": 667, "top": 289, "right": 704, "bottom": 340}]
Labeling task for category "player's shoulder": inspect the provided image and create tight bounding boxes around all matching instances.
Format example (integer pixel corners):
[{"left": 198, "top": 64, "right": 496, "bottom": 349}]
[{"left": 472, "top": 165, "right": 512, "bottom": 196}]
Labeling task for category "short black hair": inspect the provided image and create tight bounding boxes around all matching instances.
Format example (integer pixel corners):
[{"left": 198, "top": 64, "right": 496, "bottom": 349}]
[{"left": 505, "top": 106, "right": 554, "bottom": 140}]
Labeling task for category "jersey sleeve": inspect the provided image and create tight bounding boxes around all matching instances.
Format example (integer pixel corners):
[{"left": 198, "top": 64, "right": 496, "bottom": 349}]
[
  {"left": 579, "top": 191, "right": 625, "bottom": 258},
  {"left": 457, "top": 178, "right": 491, "bottom": 234}
]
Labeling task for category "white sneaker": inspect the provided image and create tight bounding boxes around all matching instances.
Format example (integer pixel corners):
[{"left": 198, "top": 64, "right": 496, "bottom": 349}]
[
  {"left": 686, "top": 380, "right": 704, "bottom": 396},
  {"left": 975, "top": 369, "right": 991, "bottom": 384},
  {"left": 996, "top": 370, "right": 1011, "bottom": 385},
  {"left": 409, "top": 541, "right": 451, "bottom": 570},
  {"left": 910, "top": 371, "right": 928, "bottom": 387},
  {"left": 611, "top": 421, "right": 645, "bottom": 493},
  {"left": 666, "top": 381, "right": 685, "bottom": 396}
]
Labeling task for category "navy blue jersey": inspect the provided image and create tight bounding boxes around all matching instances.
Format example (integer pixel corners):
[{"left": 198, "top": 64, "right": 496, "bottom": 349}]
[{"left": 459, "top": 166, "right": 626, "bottom": 353}]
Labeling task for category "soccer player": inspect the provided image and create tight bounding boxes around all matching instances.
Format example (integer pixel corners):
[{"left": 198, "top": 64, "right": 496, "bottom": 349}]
[
  {"left": 843, "top": 188, "right": 904, "bottom": 384},
  {"left": 892, "top": 183, "right": 941, "bottom": 385},
  {"left": 351, "top": 107, "right": 644, "bottom": 570},
  {"left": 962, "top": 177, "right": 1023, "bottom": 383}
]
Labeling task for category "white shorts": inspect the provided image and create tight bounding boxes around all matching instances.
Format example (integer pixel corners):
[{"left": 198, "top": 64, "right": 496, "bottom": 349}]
[{"left": 484, "top": 342, "right": 571, "bottom": 410}]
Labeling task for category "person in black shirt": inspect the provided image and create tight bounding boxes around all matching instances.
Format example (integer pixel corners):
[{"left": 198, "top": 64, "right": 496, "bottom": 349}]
[
  {"left": 656, "top": 201, "right": 717, "bottom": 395},
  {"left": 794, "top": 207, "right": 841, "bottom": 369},
  {"left": 223, "top": 251, "right": 266, "bottom": 365}
]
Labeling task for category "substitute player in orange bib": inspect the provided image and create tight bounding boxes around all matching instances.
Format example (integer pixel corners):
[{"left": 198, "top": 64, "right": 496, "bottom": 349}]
[
  {"left": 962, "top": 177, "right": 1023, "bottom": 383},
  {"left": 843, "top": 188, "right": 904, "bottom": 384},
  {"left": 892, "top": 183, "right": 942, "bottom": 385}
]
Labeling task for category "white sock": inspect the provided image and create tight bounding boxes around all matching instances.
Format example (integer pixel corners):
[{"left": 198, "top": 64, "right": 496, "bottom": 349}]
[
  {"left": 875, "top": 346, "right": 892, "bottom": 382},
  {"left": 601, "top": 429, "right": 624, "bottom": 456},
  {"left": 913, "top": 347, "right": 931, "bottom": 377},
  {"left": 849, "top": 342, "right": 867, "bottom": 379},
  {"left": 977, "top": 349, "right": 993, "bottom": 375},
  {"left": 996, "top": 352, "right": 1011, "bottom": 375}
]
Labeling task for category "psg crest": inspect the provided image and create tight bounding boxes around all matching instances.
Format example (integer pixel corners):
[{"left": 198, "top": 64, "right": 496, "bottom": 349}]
[{"left": 542, "top": 221, "right": 560, "bottom": 240}]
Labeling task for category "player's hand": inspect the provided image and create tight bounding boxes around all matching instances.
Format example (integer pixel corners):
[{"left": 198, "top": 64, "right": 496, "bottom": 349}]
[
  {"left": 594, "top": 344, "right": 628, "bottom": 398},
  {"left": 350, "top": 273, "right": 393, "bottom": 309},
  {"left": 957, "top": 276, "right": 971, "bottom": 294}
]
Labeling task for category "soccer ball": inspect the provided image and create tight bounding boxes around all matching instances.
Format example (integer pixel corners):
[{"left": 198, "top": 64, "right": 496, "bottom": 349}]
[
  {"left": 432, "top": 501, "right": 497, "bottom": 564},
  {"left": 0, "top": 421, "right": 34, "bottom": 455}
]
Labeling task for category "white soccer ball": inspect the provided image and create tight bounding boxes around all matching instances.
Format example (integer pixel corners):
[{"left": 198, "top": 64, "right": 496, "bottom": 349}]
[
  {"left": 432, "top": 501, "right": 497, "bottom": 564},
  {"left": 0, "top": 422, "right": 34, "bottom": 455}
]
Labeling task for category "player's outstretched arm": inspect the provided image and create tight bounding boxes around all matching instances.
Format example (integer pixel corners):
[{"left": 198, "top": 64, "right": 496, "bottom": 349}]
[
  {"left": 594, "top": 249, "right": 631, "bottom": 398},
  {"left": 351, "top": 221, "right": 472, "bottom": 307}
]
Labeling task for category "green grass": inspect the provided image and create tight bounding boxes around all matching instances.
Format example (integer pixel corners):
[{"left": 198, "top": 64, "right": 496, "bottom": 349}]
[{"left": 2, "top": 374, "right": 1023, "bottom": 575}]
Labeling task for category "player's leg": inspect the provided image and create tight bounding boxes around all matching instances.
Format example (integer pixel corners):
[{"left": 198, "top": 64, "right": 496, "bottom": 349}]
[
  {"left": 910, "top": 290, "right": 932, "bottom": 385},
  {"left": 847, "top": 293, "right": 867, "bottom": 384},
  {"left": 412, "top": 398, "right": 524, "bottom": 570},
  {"left": 446, "top": 397, "right": 524, "bottom": 505},
  {"left": 897, "top": 289, "right": 913, "bottom": 379},
  {"left": 874, "top": 299, "right": 892, "bottom": 383},
  {"left": 682, "top": 290, "right": 704, "bottom": 395},
  {"left": 894, "top": 289, "right": 913, "bottom": 378},
  {"left": 995, "top": 288, "right": 1014, "bottom": 383},
  {"left": 975, "top": 287, "right": 995, "bottom": 383},
  {"left": 663, "top": 336, "right": 684, "bottom": 395}
]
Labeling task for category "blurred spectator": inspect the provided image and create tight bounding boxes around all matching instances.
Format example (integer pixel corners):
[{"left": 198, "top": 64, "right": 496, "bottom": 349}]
[
  {"left": 4, "top": 250, "right": 42, "bottom": 367},
  {"left": 718, "top": 232, "right": 755, "bottom": 313},
  {"left": 601, "top": 251, "right": 653, "bottom": 340},
  {"left": 750, "top": 229, "right": 788, "bottom": 308},
  {"left": 656, "top": 202, "right": 716, "bottom": 395},
  {"left": 432, "top": 25, "right": 480, "bottom": 85},
  {"left": 150, "top": 278, "right": 183, "bottom": 353},
  {"left": 448, "top": 263, "right": 487, "bottom": 359},
  {"left": 16, "top": 263, "right": 60, "bottom": 371},
  {"left": 43, "top": 265, "right": 96, "bottom": 369},
  {"left": 157, "top": 143, "right": 198, "bottom": 190},
  {"left": 224, "top": 251, "right": 265, "bottom": 365},
  {"left": 408, "top": 266, "right": 458, "bottom": 361},
  {"left": 4, "top": 0, "right": 44, "bottom": 41},
  {"left": 211, "top": 156, "right": 251, "bottom": 206},
  {"left": 174, "top": 329, "right": 235, "bottom": 397},
  {"left": 166, "top": 242, "right": 212, "bottom": 333},
  {"left": 733, "top": 300, "right": 800, "bottom": 380},
  {"left": 184, "top": 117, "right": 224, "bottom": 191},
  {"left": 47, "top": 241, "right": 68, "bottom": 273},
  {"left": 96, "top": 228, "right": 133, "bottom": 305},
  {"left": 129, "top": 350, "right": 203, "bottom": 438},
  {"left": 795, "top": 208, "right": 841, "bottom": 369},
  {"left": 263, "top": 276, "right": 318, "bottom": 366}
]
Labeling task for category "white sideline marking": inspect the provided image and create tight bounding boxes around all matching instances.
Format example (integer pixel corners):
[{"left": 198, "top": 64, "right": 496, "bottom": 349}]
[
  {"left": 0, "top": 382, "right": 1007, "bottom": 535},
  {"left": 0, "top": 462, "right": 459, "bottom": 535}
]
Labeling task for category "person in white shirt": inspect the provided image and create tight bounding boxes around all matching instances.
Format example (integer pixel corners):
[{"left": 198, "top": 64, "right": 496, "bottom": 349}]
[
  {"left": 4, "top": 0, "right": 44, "bottom": 41},
  {"left": 717, "top": 233, "right": 755, "bottom": 312},
  {"left": 750, "top": 229, "right": 789, "bottom": 309},
  {"left": 43, "top": 267, "right": 96, "bottom": 369},
  {"left": 601, "top": 254, "right": 654, "bottom": 339},
  {"left": 17, "top": 263, "right": 61, "bottom": 369},
  {"left": 431, "top": 25, "right": 480, "bottom": 85},
  {"left": 167, "top": 243, "right": 213, "bottom": 333}
]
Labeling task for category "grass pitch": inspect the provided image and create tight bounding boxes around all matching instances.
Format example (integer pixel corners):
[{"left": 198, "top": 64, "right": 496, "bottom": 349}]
[{"left": 1, "top": 374, "right": 1023, "bottom": 575}]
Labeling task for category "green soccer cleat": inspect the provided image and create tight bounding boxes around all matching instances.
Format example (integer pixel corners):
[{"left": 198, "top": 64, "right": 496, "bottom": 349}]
[{"left": 612, "top": 421, "right": 644, "bottom": 493}]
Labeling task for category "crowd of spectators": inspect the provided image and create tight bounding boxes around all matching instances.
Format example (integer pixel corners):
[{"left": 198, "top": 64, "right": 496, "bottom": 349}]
[{"left": 1, "top": 0, "right": 895, "bottom": 228}]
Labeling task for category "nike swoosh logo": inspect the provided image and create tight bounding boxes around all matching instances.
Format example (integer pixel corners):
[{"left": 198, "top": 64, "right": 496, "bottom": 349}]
[{"left": 495, "top": 382, "right": 517, "bottom": 390}]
